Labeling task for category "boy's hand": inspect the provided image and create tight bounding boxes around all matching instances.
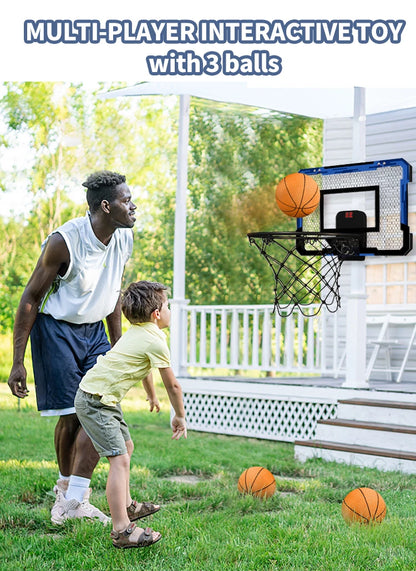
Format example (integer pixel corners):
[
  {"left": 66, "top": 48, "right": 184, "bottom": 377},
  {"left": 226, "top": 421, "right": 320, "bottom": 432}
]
[
  {"left": 171, "top": 415, "right": 187, "bottom": 440},
  {"left": 146, "top": 397, "right": 160, "bottom": 413}
]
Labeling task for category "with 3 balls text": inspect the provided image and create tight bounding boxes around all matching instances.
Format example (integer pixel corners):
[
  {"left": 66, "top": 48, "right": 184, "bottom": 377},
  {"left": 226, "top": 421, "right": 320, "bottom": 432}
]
[{"left": 146, "top": 50, "right": 282, "bottom": 76}]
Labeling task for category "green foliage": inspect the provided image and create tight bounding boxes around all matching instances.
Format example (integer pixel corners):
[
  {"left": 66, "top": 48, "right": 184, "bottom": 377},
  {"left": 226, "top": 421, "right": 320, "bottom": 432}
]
[
  {"left": 0, "top": 82, "right": 322, "bottom": 332},
  {"left": 0, "top": 82, "right": 179, "bottom": 331},
  {"left": 186, "top": 101, "right": 323, "bottom": 304},
  {"left": 2, "top": 384, "right": 416, "bottom": 570},
  {"left": 0, "top": 216, "right": 35, "bottom": 331}
]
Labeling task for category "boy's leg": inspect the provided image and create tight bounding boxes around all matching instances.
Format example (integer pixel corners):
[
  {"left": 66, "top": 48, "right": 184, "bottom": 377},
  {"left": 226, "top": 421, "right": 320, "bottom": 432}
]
[
  {"left": 124, "top": 439, "right": 134, "bottom": 507},
  {"left": 107, "top": 453, "right": 131, "bottom": 531},
  {"left": 123, "top": 439, "right": 160, "bottom": 521},
  {"left": 107, "top": 453, "right": 161, "bottom": 548}
]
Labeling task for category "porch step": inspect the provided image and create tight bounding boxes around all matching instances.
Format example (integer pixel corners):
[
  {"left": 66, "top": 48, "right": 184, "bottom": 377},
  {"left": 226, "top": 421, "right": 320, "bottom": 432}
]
[
  {"left": 337, "top": 398, "right": 416, "bottom": 426},
  {"left": 338, "top": 398, "right": 416, "bottom": 409},
  {"left": 295, "top": 397, "right": 416, "bottom": 474},
  {"left": 316, "top": 419, "right": 416, "bottom": 451},
  {"left": 320, "top": 418, "right": 416, "bottom": 433},
  {"left": 294, "top": 440, "right": 416, "bottom": 474},
  {"left": 294, "top": 439, "right": 416, "bottom": 461}
]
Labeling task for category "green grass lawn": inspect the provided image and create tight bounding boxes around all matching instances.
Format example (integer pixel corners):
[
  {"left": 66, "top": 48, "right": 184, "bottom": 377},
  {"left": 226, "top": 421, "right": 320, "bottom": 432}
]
[{"left": 1, "top": 382, "right": 416, "bottom": 570}]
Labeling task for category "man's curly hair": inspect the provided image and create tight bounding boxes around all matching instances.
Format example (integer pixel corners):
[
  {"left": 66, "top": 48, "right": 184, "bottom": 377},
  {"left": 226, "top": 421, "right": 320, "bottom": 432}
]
[{"left": 82, "top": 170, "right": 126, "bottom": 213}]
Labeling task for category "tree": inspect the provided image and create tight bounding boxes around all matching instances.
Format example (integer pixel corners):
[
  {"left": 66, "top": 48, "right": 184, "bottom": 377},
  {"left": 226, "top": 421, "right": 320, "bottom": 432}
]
[
  {"left": 185, "top": 102, "right": 323, "bottom": 304},
  {"left": 0, "top": 82, "right": 179, "bottom": 248},
  {"left": 0, "top": 82, "right": 179, "bottom": 331},
  {"left": 0, "top": 83, "right": 323, "bottom": 333}
]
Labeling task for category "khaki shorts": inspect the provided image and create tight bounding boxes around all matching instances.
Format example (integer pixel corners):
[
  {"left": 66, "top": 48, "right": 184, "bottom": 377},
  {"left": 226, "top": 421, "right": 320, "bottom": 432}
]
[{"left": 74, "top": 389, "right": 131, "bottom": 457}]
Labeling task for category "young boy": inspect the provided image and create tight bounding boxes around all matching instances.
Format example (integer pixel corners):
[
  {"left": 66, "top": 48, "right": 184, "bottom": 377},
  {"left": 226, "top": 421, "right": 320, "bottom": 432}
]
[{"left": 74, "top": 281, "right": 187, "bottom": 549}]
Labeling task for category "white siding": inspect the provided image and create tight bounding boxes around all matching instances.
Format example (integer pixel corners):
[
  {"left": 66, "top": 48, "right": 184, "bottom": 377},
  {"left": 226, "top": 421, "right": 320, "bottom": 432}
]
[
  {"left": 324, "top": 107, "right": 416, "bottom": 210},
  {"left": 323, "top": 107, "right": 416, "bottom": 378}
]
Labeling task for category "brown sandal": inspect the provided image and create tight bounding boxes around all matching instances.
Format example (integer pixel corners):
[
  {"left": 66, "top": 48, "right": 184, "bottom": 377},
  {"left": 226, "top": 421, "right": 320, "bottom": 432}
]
[
  {"left": 111, "top": 523, "right": 162, "bottom": 549},
  {"left": 127, "top": 500, "right": 160, "bottom": 521}
]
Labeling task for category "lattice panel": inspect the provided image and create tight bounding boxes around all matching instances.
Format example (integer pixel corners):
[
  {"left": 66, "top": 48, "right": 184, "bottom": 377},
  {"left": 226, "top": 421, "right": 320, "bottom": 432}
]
[{"left": 183, "top": 393, "right": 337, "bottom": 442}]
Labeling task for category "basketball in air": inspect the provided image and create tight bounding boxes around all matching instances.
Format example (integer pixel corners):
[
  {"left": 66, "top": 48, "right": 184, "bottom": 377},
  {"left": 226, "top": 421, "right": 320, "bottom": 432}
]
[
  {"left": 341, "top": 487, "right": 387, "bottom": 524},
  {"left": 237, "top": 466, "right": 276, "bottom": 498},
  {"left": 275, "top": 172, "right": 320, "bottom": 218}
]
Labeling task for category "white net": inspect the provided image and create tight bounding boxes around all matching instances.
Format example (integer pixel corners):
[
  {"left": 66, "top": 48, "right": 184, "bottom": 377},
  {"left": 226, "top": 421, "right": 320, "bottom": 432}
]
[{"left": 248, "top": 232, "right": 361, "bottom": 316}]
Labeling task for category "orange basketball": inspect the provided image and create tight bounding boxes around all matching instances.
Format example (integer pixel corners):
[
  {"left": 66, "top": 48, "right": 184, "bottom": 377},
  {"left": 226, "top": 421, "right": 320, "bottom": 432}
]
[
  {"left": 237, "top": 466, "right": 276, "bottom": 498},
  {"left": 341, "top": 487, "right": 387, "bottom": 524},
  {"left": 275, "top": 172, "right": 320, "bottom": 218}
]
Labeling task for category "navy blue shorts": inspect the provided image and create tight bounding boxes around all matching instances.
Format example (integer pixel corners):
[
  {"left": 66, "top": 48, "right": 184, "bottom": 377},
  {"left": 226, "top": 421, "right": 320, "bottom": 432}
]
[{"left": 30, "top": 313, "right": 111, "bottom": 412}]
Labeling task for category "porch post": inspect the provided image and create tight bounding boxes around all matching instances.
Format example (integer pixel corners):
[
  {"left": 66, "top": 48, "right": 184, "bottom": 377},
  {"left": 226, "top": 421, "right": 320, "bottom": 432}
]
[
  {"left": 342, "top": 87, "right": 369, "bottom": 388},
  {"left": 170, "top": 94, "right": 190, "bottom": 378}
]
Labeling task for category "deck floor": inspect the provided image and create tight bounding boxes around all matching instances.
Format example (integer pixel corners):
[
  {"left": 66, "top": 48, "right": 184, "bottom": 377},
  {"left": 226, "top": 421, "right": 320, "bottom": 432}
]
[{"left": 191, "top": 375, "right": 416, "bottom": 394}]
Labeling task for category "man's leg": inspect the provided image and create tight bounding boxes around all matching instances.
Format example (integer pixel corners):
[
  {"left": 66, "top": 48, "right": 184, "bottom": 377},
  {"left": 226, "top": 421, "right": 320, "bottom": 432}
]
[
  {"left": 70, "top": 420, "right": 100, "bottom": 478},
  {"left": 51, "top": 414, "right": 110, "bottom": 525},
  {"left": 56, "top": 413, "right": 99, "bottom": 501},
  {"left": 54, "top": 414, "right": 81, "bottom": 476},
  {"left": 55, "top": 414, "right": 100, "bottom": 478}
]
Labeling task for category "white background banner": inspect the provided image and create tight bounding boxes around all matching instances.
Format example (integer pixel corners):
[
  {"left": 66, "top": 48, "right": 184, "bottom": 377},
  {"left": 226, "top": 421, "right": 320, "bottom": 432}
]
[{"left": 1, "top": 0, "right": 415, "bottom": 86}]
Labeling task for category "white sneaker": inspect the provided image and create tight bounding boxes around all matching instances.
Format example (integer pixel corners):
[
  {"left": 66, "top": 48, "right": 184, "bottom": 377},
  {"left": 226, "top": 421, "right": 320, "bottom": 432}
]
[
  {"left": 80, "top": 488, "right": 112, "bottom": 525},
  {"left": 51, "top": 482, "right": 111, "bottom": 526},
  {"left": 51, "top": 479, "right": 69, "bottom": 525},
  {"left": 53, "top": 478, "right": 69, "bottom": 495}
]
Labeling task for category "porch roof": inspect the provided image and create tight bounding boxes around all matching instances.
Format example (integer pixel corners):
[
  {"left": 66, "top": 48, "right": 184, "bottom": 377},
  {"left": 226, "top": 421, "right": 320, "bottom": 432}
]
[{"left": 101, "top": 82, "right": 416, "bottom": 119}]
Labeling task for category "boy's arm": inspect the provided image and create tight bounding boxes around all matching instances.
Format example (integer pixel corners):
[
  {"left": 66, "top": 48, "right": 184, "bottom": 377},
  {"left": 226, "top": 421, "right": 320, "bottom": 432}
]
[
  {"left": 142, "top": 372, "right": 160, "bottom": 412},
  {"left": 159, "top": 367, "right": 187, "bottom": 440}
]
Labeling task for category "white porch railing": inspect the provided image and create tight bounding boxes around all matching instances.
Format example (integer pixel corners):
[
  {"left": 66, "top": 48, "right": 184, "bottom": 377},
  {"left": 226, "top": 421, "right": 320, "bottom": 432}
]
[
  {"left": 179, "top": 304, "right": 324, "bottom": 375},
  {"left": 171, "top": 302, "right": 416, "bottom": 381}
]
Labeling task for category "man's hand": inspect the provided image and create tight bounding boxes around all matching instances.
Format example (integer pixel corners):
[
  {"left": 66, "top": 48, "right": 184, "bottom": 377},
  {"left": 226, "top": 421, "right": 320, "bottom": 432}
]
[
  {"left": 8, "top": 364, "right": 29, "bottom": 399},
  {"left": 146, "top": 397, "right": 160, "bottom": 413},
  {"left": 171, "top": 415, "right": 187, "bottom": 440}
]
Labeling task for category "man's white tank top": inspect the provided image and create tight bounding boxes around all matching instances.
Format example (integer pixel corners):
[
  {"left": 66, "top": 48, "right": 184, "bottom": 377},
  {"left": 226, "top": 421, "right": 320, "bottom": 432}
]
[{"left": 40, "top": 213, "right": 133, "bottom": 324}]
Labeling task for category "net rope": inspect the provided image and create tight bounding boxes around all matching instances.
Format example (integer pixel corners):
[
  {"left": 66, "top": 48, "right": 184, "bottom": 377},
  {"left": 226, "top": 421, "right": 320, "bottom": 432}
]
[{"left": 248, "top": 232, "right": 361, "bottom": 316}]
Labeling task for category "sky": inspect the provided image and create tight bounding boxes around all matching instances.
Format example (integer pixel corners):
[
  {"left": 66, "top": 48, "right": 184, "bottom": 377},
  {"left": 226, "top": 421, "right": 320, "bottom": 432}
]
[{"left": 1, "top": 0, "right": 415, "bottom": 216}]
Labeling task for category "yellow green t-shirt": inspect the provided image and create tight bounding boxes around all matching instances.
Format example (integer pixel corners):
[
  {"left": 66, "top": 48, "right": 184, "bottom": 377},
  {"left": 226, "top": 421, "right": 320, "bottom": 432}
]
[{"left": 79, "top": 322, "right": 170, "bottom": 406}]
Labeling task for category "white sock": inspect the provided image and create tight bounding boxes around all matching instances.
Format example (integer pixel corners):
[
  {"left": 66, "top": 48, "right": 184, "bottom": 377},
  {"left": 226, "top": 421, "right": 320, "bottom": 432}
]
[
  {"left": 66, "top": 475, "right": 91, "bottom": 502},
  {"left": 58, "top": 473, "right": 70, "bottom": 482}
]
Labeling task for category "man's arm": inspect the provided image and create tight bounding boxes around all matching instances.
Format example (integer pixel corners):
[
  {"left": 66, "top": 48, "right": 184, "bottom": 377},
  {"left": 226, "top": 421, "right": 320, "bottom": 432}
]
[
  {"left": 159, "top": 367, "right": 187, "bottom": 440},
  {"left": 8, "top": 233, "right": 69, "bottom": 398},
  {"left": 105, "top": 294, "right": 122, "bottom": 346}
]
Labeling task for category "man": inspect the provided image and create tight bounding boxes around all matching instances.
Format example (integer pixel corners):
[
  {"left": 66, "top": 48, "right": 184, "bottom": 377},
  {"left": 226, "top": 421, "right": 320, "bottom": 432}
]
[{"left": 8, "top": 170, "right": 136, "bottom": 525}]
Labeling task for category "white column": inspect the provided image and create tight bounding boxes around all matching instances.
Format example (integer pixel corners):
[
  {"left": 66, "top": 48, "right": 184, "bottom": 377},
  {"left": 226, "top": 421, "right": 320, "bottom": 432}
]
[
  {"left": 170, "top": 94, "right": 191, "bottom": 377},
  {"left": 342, "top": 87, "right": 368, "bottom": 388}
]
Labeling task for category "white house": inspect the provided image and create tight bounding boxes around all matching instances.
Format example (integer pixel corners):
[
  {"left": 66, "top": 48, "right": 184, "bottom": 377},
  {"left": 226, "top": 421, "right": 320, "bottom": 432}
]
[
  {"left": 177, "top": 98, "right": 416, "bottom": 474},
  {"left": 105, "top": 85, "right": 416, "bottom": 473}
]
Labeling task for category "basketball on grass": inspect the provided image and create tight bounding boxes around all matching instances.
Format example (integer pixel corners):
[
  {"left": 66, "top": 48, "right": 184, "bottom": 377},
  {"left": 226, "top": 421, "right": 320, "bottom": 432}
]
[
  {"left": 275, "top": 172, "right": 320, "bottom": 218},
  {"left": 341, "top": 487, "right": 387, "bottom": 524},
  {"left": 237, "top": 466, "right": 276, "bottom": 498}
]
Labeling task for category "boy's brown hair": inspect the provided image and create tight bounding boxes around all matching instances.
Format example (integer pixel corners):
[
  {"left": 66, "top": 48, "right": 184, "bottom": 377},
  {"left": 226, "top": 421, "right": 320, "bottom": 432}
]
[{"left": 121, "top": 281, "right": 168, "bottom": 324}]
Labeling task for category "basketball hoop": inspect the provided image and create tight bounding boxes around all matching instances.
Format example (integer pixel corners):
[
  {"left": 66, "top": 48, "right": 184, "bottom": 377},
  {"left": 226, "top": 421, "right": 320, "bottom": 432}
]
[{"left": 248, "top": 231, "right": 362, "bottom": 316}]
